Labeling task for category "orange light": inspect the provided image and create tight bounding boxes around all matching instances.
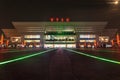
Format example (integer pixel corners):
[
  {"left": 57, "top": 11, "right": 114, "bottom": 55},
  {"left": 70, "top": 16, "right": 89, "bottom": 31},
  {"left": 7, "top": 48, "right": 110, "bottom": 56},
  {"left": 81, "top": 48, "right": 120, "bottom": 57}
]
[
  {"left": 94, "top": 40, "right": 97, "bottom": 47},
  {"left": 24, "top": 41, "right": 26, "bottom": 46},
  {"left": 1, "top": 34, "right": 4, "bottom": 44},
  {"left": 116, "top": 33, "right": 119, "bottom": 45}
]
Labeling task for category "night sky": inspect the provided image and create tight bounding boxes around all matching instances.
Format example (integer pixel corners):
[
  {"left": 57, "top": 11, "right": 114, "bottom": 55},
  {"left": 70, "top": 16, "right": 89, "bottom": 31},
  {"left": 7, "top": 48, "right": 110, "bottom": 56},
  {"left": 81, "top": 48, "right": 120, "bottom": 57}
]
[{"left": 0, "top": 0, "right": 120, "bottom": 29}]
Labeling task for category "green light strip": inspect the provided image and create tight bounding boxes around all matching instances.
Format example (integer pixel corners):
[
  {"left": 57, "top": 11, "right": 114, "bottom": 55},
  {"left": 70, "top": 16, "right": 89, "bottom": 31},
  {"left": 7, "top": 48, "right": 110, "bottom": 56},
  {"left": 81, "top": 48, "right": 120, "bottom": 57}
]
[
  {"left": 0, "top": 49, "right": 54, "bottom": 65},
  {"left": 66, "top": 49, "right": 120, "bottom": 64}
]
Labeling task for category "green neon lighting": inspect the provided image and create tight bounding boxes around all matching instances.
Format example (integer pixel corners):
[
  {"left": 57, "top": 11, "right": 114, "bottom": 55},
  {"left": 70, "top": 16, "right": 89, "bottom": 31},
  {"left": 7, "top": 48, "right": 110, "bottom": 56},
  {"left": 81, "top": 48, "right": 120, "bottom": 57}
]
[
  {"left": 0, "top": 49, "right": 54, "bottom": 65},
  {"left": 66, "top": 49, "right": 120, "bottom": 64}
]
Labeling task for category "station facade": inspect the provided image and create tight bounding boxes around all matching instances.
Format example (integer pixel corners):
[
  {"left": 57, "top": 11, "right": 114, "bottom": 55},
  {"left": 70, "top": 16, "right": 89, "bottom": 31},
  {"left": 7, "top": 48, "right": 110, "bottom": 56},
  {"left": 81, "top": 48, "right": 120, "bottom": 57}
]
[{"left": 0, "top": 21, "right": 119, "bottom": 48}]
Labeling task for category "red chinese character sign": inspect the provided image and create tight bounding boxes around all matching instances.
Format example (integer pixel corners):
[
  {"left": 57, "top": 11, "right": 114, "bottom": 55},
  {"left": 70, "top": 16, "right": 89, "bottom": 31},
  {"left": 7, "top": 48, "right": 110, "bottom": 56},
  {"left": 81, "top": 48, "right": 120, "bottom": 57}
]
[
  {"left": 56, "top": 18, "right": 59, "bottom": 22},
  {"left": 50, "top": 17, "right": 70, "bottom": 22},
  {"left": 66, "top": 18, "right": 70, "bottom": 22},
  {"left": 61, "top": 18, "right": 64, "bottom": 22},
  {"left": 50, "top": 18, "right": 54, "bottom": 22}
]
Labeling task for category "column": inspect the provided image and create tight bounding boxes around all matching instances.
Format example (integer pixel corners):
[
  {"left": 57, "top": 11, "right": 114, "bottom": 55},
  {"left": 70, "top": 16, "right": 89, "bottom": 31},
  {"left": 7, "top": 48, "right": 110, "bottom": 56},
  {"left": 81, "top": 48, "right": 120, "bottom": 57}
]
[
  {"left": 76, "top": 33, "right": 80, "bottom": 48},
  {"left": 6, "top": 40, "right": 9, "bottom": 47},
  {"left": 40, "top": 33, "right": 44, "bottom": 48},
  {"left": 111, "top": 40, "right": 114, "bottom": 46},
  {"left": 116, "top": 33, "right": 119, "bottom": 45},
  {"left": 1, "top": 34, "right": 4, "bottom": 45}
]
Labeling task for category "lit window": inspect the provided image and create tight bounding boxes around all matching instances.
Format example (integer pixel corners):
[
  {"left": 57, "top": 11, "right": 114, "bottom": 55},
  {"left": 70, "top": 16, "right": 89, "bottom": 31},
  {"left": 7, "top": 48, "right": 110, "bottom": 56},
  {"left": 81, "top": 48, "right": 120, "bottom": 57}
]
[
  {"left": 80, "top": 34, "right": 96, "bottom": 38},
  {"left": 11, "top": 37, "right": 21, "bottom": 42},
  {"left": 99, "top": 36, "right": 109, "bottom": 42},
  {"left": 80, "top": 40, "right": 85, "bottom": 42},
  {"left": 25, "top": 40, "right": 40, "bottom": 42},
  {"left": 24, "top": 35, "right": 40, "bottom": 38}
]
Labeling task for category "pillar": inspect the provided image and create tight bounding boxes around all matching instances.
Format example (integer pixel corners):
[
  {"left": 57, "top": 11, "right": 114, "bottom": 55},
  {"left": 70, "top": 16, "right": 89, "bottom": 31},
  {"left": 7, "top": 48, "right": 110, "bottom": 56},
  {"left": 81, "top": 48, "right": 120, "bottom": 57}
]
[
  {"left": 6, "top": 40, "right": 9, "bottom": 46},
  {"left": 94, "top": 40, "right": 97, "bottom": 47},
  {"left": 76, "top": 33, "right": 80, "bottom": 48},
  {"left": 1, "top": 34, "right": 4, "bottom": 45},
  {"left": 116, "top": 33, "right": 119, "bottom": 45},
  {"left": 23, "top": 41, "right": 26, "bottom": 46},
  {"left": 111, "top": 40, "right": 114, "bottom": 46},
  {"left": 40, "top": 33, "right": 44, "bottom": 48}
]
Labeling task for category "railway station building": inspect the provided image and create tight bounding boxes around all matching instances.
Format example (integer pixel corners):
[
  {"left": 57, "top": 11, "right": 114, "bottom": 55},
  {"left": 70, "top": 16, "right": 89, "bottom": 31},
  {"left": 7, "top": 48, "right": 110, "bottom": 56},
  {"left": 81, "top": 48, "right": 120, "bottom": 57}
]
[{"left": 0, "top": 20, "right": 119, "bottom": 48}]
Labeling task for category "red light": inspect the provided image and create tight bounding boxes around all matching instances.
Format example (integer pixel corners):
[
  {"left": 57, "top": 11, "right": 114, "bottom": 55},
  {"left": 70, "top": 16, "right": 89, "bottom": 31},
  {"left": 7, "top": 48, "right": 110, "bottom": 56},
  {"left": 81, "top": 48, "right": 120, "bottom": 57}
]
[
  {"left": 50, "top": 18, "right": 54, "bottom": 22},
  {"left": 50, "top": 17, "right": 70, "bottom": 22},
  {"left": 66, "top": 18, "right": 70, "bottom": 22},
  {"left": 61, "top": 18, "right": 64, "bottom": 22},
  {"left": 56, "top": 18, "right": 59, "bottom": 22}
]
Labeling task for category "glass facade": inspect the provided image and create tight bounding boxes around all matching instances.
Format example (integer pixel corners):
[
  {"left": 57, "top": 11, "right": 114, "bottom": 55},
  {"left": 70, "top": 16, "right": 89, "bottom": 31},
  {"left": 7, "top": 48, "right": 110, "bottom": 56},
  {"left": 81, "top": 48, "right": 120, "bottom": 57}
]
[
  {"left": 11, "top": 37, "right": 21, "bottom": 43},
  {"left": 80, "top": 40, "right": 95, "bottom": 42},
  {"left": 80, "top": 34, "right": 96, "bottom": 38},
  {"left": 99, "top": 36, "right": 109, "bottom": 42},
  {"left": 24, "top": 35, "right": 41, "bottom": 43},
  {"left": 24, "top": 35, "right": 40, "bottom": 38},
  {"left": 25, "top": 40, "right": 40, "bottom": 42},
  {"left": 79, "top": 34, "right": 96, "bottom": 43}
]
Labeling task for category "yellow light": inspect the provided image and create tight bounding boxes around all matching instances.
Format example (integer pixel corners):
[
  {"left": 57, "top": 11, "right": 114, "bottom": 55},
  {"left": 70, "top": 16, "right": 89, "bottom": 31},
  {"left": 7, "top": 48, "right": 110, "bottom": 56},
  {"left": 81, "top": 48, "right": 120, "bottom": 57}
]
[
  {"left": 101, "top": 38, "right": 104, "bottom": 41},
  {"left": 15, "top": 38, "right": 19, "bottom": 41},
  {"left": 114, "top": 1, "right": 119, "bottom": 4}
]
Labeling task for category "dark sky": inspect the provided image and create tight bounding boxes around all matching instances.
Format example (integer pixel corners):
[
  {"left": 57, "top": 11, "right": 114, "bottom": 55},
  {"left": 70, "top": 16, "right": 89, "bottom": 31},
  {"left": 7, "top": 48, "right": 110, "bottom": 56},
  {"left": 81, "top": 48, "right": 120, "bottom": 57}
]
[{"left": 0, "top": 0, "right": 120, "bottom": 29}]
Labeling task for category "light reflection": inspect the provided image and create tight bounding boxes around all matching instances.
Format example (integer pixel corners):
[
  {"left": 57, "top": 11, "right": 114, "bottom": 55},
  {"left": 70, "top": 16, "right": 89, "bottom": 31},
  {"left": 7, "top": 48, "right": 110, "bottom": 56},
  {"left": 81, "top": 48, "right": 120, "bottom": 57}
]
[
  {"left": 107, "top": 0, "right": 119, "bottom": 5},
  {"left": 114, "top": 1, "right": 119, "bottom": 4},
  {"left": 66, "top": 49, "right": 120, "bottom": 64},
  {"left": 0, "top": 49, "right": 54, "bottom": 65}
]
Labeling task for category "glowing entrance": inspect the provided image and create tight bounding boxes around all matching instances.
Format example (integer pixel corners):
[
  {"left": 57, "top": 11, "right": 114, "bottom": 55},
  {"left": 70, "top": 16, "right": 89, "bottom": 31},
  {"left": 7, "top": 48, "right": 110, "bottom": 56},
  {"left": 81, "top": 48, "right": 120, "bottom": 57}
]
[
  {"left": 44, "top": 44, "right": 76, "bottom": 48},
  {"left": 54, "top": 44, "right": 66, "bottom": 48},
  {"left": 44, "top": 32, "right": 76, "bottom": 48},
  {"left": 44, "top": 25, "right": 76, "bottom": 48}
]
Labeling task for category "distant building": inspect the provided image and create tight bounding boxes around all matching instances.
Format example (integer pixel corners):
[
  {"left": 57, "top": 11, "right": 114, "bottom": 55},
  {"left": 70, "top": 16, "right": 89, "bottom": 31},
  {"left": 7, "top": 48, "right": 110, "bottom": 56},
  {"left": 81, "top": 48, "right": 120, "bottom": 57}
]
[{"left": 1, "top": 21, "right": 119, "bottom": 48}]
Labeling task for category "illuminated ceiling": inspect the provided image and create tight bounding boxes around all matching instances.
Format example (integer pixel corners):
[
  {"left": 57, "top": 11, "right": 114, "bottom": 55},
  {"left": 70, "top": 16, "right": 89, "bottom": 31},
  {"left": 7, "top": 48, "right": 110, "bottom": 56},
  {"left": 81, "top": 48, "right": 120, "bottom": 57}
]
[
  {"left": 2, "top": 21, "right": 117, "bottom": 37},
  {"left": 12, "top": 22, "right": 107, "bottom": 33},
  {"left": 2, "top": 29, "right": 22, "bottom": 37}
]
